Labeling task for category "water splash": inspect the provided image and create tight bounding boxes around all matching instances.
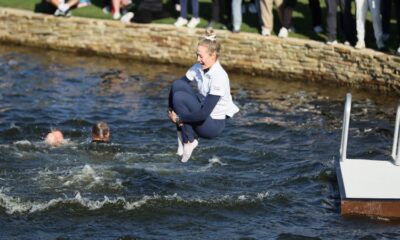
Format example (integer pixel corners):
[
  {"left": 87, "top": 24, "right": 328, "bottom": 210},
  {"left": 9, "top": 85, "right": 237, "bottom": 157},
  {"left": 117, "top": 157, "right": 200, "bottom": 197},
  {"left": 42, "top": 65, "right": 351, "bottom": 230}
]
[
  {"left": 198, "top": 156, "right": 228, "bottom": 171},
  {"left": 0, "top": 190, "right": 271, "bottom": 215}
]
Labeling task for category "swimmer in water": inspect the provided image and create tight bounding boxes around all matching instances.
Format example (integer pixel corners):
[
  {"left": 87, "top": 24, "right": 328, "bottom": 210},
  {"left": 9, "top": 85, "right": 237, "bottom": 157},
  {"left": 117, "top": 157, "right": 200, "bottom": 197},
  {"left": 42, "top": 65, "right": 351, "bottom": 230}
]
[
  {"left": 92, "top": 121, "right": 110, "bottom": 143},
  {"left": 45, "top": 130, "right": 64, "bottom": 147},
  {"left": 168, "top": 29, "right": 239, "bottom": 163}
]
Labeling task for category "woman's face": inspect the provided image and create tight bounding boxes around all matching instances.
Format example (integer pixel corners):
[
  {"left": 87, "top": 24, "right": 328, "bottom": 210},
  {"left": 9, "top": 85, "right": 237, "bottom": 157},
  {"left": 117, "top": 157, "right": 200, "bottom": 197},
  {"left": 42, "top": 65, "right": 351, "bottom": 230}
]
[{"left": 196, "top": 45, "right": 216, "bottom": 70}]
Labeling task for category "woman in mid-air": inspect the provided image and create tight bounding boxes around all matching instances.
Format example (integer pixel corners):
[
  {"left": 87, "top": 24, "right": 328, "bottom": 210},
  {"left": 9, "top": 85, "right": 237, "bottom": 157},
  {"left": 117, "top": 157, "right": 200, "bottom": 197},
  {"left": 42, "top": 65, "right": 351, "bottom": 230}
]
[{"left": 168, "top": 29, "right": 239, "bottom": 162}]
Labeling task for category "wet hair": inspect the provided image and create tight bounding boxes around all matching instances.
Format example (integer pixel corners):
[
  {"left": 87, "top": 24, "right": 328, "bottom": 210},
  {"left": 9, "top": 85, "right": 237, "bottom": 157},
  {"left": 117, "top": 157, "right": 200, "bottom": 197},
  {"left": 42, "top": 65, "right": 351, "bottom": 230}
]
[
  {"left": 198, "top": 29, "right": 221, "bottom": 58},
  {"left": 92, "top": 121, "right": 110, "bottom": 142}
]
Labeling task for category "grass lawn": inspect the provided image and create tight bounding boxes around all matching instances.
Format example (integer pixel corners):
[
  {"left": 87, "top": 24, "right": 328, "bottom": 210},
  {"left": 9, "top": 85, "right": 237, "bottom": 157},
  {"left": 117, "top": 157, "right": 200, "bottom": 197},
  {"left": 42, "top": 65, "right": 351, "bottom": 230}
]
[{"left": 0, "top": 0, "right": 398, "bottom": 53}]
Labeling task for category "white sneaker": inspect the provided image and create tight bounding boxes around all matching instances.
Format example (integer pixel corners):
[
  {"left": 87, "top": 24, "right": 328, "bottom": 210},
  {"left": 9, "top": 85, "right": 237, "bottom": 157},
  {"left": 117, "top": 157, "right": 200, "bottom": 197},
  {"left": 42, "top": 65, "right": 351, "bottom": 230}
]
[
  {"left": 326, "top": 40, "right": 337, "bottom": 45},
  {"left": 54, "top": 8, "right": 64, "bottom": 16},
  {"left": 355, "top": 40, "right": 365, "bottom": 49},
  {"left": 278, "top": 27, "right": 288, "bottom": 38},
  {"left": 187, "top": 17, "right": 200, "bottom": 28},
  {"left": 174, "top": 17, "right": 188, "bottom": 27},
  {"left": 54, "top": 8, "right": 70, "bottom": 17},
  {"left": 344, "top": 41, "right": 351, "bottom": 46},
  {"left": 313, "top": 25, "right": 323, "bottom": 33},
  {"left": 102, "top": 6, "right": 111, "bottom": 14},
  {"left": 176, "top": 131, "right": 183, "bottom": 156},
  {"left": 181, "top": 139, "right": 198, "bottom": 163},
  {"left": 261, "top": 26, "right": 271, "bottom": 36},
  {"left": 121, "top": 12, "right": 134, "bottom": 24},
  {"left": 113, "top": 12, "right": 121, "bottom": 20},
  {"left": 397, "top": 46, "right": 400, "bottom": 56}
]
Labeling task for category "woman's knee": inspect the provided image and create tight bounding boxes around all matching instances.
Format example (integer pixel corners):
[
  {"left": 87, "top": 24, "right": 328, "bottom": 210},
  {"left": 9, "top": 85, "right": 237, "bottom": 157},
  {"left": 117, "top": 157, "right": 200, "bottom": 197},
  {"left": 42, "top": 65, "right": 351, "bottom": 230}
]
[{"left": 171, "top": 77, "right": 190, "bottom": 93}]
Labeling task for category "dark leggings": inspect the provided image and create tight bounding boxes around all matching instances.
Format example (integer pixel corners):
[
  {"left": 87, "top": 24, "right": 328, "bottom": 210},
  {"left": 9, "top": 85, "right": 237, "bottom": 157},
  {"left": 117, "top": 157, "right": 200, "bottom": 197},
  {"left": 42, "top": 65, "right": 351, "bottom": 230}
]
[{"left": 169, "top": 78, "right": 225, "bottom": 143}]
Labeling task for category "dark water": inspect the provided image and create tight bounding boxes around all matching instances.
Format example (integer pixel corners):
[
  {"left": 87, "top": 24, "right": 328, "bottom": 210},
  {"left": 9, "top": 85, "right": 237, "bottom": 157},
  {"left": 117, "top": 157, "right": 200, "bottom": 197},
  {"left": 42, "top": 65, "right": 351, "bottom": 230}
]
[{"left": 0, "top": 45, "right": 399, "bottom": 240}]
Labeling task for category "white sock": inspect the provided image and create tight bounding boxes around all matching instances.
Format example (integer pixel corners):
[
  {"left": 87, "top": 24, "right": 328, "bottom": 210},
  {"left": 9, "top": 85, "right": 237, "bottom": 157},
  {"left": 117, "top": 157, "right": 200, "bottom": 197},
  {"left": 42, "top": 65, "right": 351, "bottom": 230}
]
[
  {"left": 176, "top": 131, "right": 183, "bottom": 156},
  {"left": 181, "top": 139, "right": 198, "bottom": 163},
  {"left": 58, "top": 3, "right": 69, "bottom": 12}
]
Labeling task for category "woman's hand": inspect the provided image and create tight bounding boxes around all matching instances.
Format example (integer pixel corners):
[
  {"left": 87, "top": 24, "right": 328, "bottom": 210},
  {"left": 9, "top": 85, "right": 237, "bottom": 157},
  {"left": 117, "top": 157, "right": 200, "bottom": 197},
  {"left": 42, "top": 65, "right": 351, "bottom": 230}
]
[{"left": 168, "top": 110, "right": 183, "bottom": 126}]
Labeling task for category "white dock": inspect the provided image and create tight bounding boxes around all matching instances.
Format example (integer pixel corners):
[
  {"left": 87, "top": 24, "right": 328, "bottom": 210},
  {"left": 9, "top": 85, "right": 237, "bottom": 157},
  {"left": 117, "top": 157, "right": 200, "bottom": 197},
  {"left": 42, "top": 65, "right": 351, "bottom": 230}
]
[
  {"left": 339, "top": 159, "right": 400, "bottom": 199},
  {"left": 337, "top": 94, "right": 400, "bottom": 219}
]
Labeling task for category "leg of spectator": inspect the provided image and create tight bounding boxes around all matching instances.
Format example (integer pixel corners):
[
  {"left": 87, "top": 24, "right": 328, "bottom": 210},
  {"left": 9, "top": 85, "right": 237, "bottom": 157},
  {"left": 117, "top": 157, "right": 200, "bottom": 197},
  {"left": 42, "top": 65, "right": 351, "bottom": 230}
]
[
  {"left": 396, "top": 0, "right": 400, "bottom": 54},
  {"left": 191, "top": 0, "right": 199, "bottom": 18},
  {"left": 111, "top": 0, "right": 121, "bottom": 19},
  {"left": 66, "top": 0, "right": 79, "bottom": 8},
  {"left": 275, "top": 0, "right": 284, "bottom": 26},
  {"left": 281, "top": 5, "right": 289, "bottom": 29},
  {"left": 309, "top": 0, "right": 323, "bottom": 31},
  {"left": 368, "top": 0, "right": 384, "bottom": 49},
  {"left": 340, "top": 0, "right": 356, "bottom": 44},
  {"left": 226, "top": 0, "right": 232, "bottom": 26},
  {"left": 325, "top": 0, "right": 338, "bottom": 43},
  {"left": 396, "top": 0, "right": 400, "bottom": 40},
  {"left": 355, "top": 0, "right": 368, "bottom": 48},
  {"left": 380, "top": 0, "right": 391, "bottom": 38},
  {"left": 48, "top": 0, "right": 62, "bottom": 8},
  {"left": 180, "top": 0, "right": 188, "bottom": 18},
  {"left": 282, "top": 0, "right": 296, "bottom": 29},
  {"left": 211, "top": 0, "right": 220, "bottom": 23},
  {"left": 259, "top": 0, "right": 274, "bottom": 33},
  {"left": 232, "top": 0, "right": 243, "bottom": 32},
  {"left": 186, "top": 0, "right": 200, "bottom": 28}
]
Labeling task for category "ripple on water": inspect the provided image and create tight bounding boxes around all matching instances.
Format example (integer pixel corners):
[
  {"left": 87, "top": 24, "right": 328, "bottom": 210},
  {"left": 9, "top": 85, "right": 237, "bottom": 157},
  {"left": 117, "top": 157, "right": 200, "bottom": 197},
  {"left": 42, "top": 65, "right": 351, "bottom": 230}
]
[{"left": 1, "top": 46, "right": 400, "bottom": 238}]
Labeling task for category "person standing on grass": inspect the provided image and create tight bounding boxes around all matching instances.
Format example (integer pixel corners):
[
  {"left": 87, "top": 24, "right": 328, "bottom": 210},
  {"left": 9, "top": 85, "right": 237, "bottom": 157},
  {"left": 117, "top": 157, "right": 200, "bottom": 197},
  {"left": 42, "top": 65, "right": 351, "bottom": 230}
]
[
  {"left": 324, "top": 0, "right": 355, "bottom": 45},
  {"left": 259, "top": 0, "right": 296, "bottom": 38},
  {"left": 174, "top": 0, "right": 200, "bottom": 28},
  {"left": 354, "top": 0, "right": 385, "bottom": 50},
  {"left": 168, "top": 30, "right": 239, "bottom": 162}
]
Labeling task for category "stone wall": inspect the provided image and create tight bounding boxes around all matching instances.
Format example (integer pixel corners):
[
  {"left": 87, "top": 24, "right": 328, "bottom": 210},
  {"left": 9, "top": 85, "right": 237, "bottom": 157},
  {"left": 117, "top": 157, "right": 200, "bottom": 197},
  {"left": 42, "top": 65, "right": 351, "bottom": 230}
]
[{"left": 0, "top": 7, "right": 399, "bottom": 92}]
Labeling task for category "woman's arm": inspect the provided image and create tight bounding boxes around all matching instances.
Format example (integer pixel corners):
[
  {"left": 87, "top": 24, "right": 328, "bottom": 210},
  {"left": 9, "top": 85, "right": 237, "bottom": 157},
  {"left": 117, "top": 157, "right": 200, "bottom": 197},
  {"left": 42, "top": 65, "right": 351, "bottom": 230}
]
[{"left": 179, "top": 94, "right": 220, "bottom": 122}]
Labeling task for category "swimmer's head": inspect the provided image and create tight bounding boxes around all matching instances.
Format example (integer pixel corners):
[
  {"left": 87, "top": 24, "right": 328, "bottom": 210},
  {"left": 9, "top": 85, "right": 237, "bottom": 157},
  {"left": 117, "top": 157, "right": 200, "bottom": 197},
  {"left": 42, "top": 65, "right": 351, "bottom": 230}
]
[
  {"left": 45, "top": 130, "right": 64, "bottom": 147},
  {"left": 92, "top": 121, "right": 110, "bottom": 143}
]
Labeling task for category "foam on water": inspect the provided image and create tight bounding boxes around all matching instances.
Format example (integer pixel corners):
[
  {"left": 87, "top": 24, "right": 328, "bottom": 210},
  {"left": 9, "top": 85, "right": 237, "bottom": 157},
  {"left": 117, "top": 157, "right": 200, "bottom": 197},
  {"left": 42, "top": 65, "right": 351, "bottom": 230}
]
[
  {"left": 13, "top": 140, "right": 32, "bottom": 146},
  {"left": 62, "top": 164, "right": 102, "bottom": 187},
  {"left": 0, "top": 189, "right": 270, "bottom": 215},
  {"left": 198, "top": 156, "right": 228, "bottom": 171},
  {"left": 33, "top": 164, "right": 123, "bottom": 191}
]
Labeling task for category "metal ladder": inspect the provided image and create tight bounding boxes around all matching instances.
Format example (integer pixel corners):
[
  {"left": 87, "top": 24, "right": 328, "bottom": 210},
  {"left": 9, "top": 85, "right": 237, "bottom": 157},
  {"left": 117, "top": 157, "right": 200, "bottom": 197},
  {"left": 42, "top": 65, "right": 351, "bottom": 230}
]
[{"left": 340, "top": 93, "right": 400, "bottom": 165}]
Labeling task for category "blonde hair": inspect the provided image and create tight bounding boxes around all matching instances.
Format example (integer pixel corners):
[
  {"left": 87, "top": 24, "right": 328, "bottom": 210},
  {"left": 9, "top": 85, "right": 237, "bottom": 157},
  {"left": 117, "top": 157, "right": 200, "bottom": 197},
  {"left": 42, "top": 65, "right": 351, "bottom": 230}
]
[{"left": 198, "top": 29, "right": 221, "bottom": 58}]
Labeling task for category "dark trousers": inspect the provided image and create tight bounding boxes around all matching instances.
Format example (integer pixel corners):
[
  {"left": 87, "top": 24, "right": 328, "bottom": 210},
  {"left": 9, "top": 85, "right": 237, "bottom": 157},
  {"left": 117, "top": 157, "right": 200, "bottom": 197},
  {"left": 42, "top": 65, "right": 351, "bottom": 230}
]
[
  {"left": 281, "top": 0, "right": 297, "bottom": 28},
  {"left": 325, "top": 0, "right": 355, "bottom": 43},
  {"left": 133, "top": 10, "right": 170, "bottom": 23},
  {"left": 169, "top": 78, "right": 225, "bottom": 143},
  {"left": 309, "top": 0, "right": 322, "bottom": 27},
  {"left": 381, "top": 0, "right": 400, "bottom": 38},
  {"left": 211, "top": 0, "right": 232, "bottom": 24}
]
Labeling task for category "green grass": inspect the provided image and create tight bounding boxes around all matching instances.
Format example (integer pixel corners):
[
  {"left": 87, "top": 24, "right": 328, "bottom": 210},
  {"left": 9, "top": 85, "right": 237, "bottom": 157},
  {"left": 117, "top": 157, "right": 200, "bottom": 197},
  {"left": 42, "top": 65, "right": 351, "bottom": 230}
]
[{"left": 0, "top": 0, "right": 398, "bottom": 53}]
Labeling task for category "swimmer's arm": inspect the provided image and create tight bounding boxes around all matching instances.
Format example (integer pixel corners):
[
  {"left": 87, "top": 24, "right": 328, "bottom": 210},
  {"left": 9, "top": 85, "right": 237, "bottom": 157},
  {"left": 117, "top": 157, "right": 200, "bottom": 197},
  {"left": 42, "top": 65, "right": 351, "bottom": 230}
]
[{"left": 180, "top": 94, "right": 220, "bottom": 122}]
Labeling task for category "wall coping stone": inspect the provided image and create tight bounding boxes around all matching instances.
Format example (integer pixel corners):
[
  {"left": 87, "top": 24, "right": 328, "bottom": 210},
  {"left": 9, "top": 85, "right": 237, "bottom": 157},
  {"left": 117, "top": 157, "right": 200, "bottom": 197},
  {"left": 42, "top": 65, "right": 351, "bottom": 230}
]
[{"left": 0, "top": 7, "right": 399, "bottom": 93}]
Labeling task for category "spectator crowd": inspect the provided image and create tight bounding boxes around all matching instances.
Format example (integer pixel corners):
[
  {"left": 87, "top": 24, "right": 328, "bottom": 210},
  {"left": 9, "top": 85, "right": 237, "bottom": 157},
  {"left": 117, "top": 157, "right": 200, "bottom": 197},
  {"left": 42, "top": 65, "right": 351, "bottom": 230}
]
[{"left": 47, "top": 0, "right": 399, "bottom": 55}]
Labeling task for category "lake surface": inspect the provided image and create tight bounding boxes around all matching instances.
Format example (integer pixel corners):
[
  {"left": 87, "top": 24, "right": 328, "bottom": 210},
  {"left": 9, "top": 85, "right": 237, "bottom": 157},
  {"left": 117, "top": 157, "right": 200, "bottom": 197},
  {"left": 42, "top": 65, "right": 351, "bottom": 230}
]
[{"left": 0, "top": 45, "right": 399, "bottom": 239}]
